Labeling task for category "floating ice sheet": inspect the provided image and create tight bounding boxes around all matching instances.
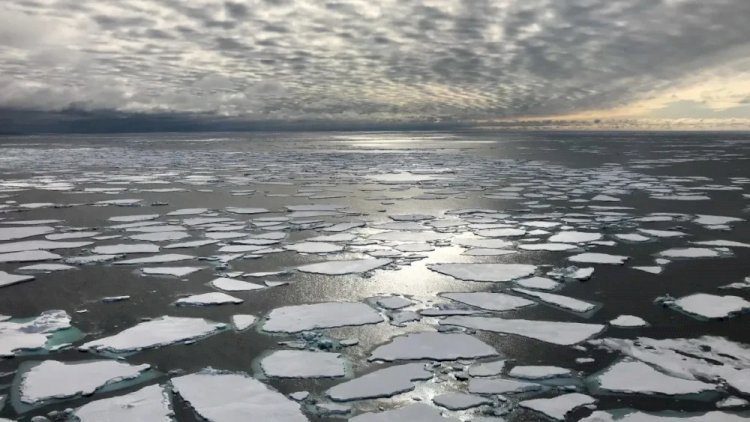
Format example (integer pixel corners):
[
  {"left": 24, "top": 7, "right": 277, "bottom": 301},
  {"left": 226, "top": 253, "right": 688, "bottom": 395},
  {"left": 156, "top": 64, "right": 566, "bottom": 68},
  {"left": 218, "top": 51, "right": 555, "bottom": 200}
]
[
  {"left": 263, "top": 302, "right": 383, "bottom": 333},
  {"left": 327, "top": 363, "right": 432, "bottom": 401},
  {"left": 74, "top": 384, "right": 172, "bottom": 422},
  {"left": 519, "top": 393, "right": 596, "bottom": 420},
  {"left": 175, "top": 292, "right": 243, "bottom": 306},
  {"left": 441, "top": 292, "right": 535, "bottom": 311},
  {"left": 428, "top": 263, "right": 536, "bottom": 282},
  {"left": 369, "top": 332, "right": 498, "bottom": 361},
  {"left": 592, "top": 359, "right": 717, "bottom": 396},
  {"left": 260, "top": 350, "right": 347, "bottom": 378},
  {"left": 441, "top": 316, "right": 605, "bottom": 345},
  {"left": 0, "top": 270, "right": 34, "bottom": 288},
  {"left": 513, "top": 288, "right": 597, "bottom": 313},
  {"left": 350, "top": 403, "right": 458, "bottom": 422},
  {"left": 297, "top": 258, "right": 391, "bottom": 275}
]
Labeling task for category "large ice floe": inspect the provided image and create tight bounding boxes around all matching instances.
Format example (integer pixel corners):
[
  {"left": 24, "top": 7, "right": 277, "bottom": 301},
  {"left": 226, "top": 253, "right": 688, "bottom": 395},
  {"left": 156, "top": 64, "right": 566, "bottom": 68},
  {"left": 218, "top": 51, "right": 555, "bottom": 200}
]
[
  {"left": 428, "top": 263, "right": 537, "bottom": 282},
  {"left": 171, "top": 369, "right": 307, "bottom": 421},
  {"left": 440, "top": 316, "right": 605, "bottom": 345},
  {"left": 350, "top": 403, "right": 459, "bottom": 422},
  {"left": 369, "top": 332, "right": 498, "bottom": 361},
  {"left": 297, "top": 258, "right": 391, "bottom": 275},
  {"left": 260, "top": 350, "right": 348, "bottom": 378},
  {"left": 262, "top": 302, "right": 383, "bottom": 333},
  {"left": 657, "top": 293, "right": 750, "bottom": 319},
  {"left": 326, "top": 363, "right": 433, "bottom": 401},
  {"left": 519, "top": 392, "right": 596, "bottom": 420},
  {"left": 79, "top": 316, "right": 226, "bottom": 353},
  {"left": 0, "top": 310, "right": 77, "bottom": 357}
]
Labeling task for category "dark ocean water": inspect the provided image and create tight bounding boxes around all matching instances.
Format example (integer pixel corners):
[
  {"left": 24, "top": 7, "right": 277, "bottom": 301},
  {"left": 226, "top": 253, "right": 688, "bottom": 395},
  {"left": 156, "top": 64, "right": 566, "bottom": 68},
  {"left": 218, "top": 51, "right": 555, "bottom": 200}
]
[{"left": 0, "top": 131, "right": 749, "bottom": 421}]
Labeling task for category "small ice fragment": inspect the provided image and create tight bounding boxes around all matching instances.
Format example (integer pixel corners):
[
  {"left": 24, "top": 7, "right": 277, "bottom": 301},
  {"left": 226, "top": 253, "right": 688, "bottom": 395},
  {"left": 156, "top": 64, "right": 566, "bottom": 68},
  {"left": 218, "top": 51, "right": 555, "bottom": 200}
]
[
  {"left": 211, "top": 277, "right": 266, "bottom": 291},
  {"left": 92, "top": 244, "right": 159, "bottom": 255},
  {"left": 512, "top": 288, "right": 596, "bottom": 313},
  {"left": 231, "top": 314, "right": 257, "bottom": 331},
  {"left": 548, "top": 231, "right": 602, "bottom": 243},
  {"left": 662, "top": 293, "right": 750, "bottom": 319},
  {"left": 519, "top": 243, "right": 578, "bottom": 251},
  {"left": 284, "top": 242, "right": 344, "bottom": 253},
  {"left": 108, "top": 214, "right": 159, "bottom": 222},
  {"left": 0, "top": 271, "right": 34, "bottom": 288},
  {"left": 568, "top": 253, "right": 628, "bottom": 265},
  {"left": 115, "top": 254, "right": 193, "bottom": 265},
  {"left": 326, "top": 363, "right": 432, "bottom": 401},
  {"left": 0, "top": 250, "right": 60, "bottom": 263},
  {"left": 658, "top": 248, "right": 721, "bottom": 259},
  {"left": 632, "top": 266, "right": 663, "bottom": 274},
  {"left": 609, "top": 315, "right": 648, "bottom": 327},
  {"left": 375, "top": 296, "right": 413, "bottom": 310},
  {"left": 514, "top": 276, "right": 560, "bottom": 290},
  {"left": 509, "top": 365, "right": 572, "bottom": 379},
  {"left": 17, "top": 263, "right": 74, "bottom": 272}
]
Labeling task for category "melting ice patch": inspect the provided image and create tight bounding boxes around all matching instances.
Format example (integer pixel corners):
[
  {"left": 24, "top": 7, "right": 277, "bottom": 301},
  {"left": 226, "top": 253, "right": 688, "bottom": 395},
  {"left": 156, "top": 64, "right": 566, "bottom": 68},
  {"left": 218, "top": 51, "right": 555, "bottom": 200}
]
[
  {"left": 0, "top": 310, "right": 75, "bottom": 357},
  {"left": 428, "top": 263, "right": 536, "bottom": 282},
  {"left": 441, "top": 292, "right": 535, "bottom": 311},
  {"left": 581, "top": 410, "right": 749, "bottom": 422},
  {"left": 658, "top": 293, "right": 750, "bottom": 319},
  {"left": 263, "top": 302, "right": 383, "bottom": 333},
  {"left": 548, "top": 231, "right": 602, "bottom": 243},
  {"left": 432, "top": 392, "right": 490, "bottom": 410},
  {"left": 175, "top": 292, "right": 243, "bottom": 306},
  {"left": 519, "top": 393, "right": 596, "bottom": 420},
  {"left": 568, "top": 253, "right": 628, "bottom": 265},
  {"left": 591, "top": 359, "right": 717, "bottom": 396},
  {"left": 351, "top": 403, "right": 458, "bottom": 422},
  {"left": 513, "top": 288, "right": 597, "bottom": 313},
  {"left": 79, "top": 316, "right": 225, "bottom": 353},
  {"left": 0, "top": 270, "right": 34, "bottom": 288},
  {"left": 369, "top": 332, "right": 498, "bottom": 361}
]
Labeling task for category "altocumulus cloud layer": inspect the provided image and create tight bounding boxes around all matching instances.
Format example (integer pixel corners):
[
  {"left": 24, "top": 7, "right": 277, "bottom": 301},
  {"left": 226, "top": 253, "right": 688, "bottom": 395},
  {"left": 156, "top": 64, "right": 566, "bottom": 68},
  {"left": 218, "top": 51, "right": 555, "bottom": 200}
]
[{"left": 1, "top": 0, "right": 750, "bottom": 129}]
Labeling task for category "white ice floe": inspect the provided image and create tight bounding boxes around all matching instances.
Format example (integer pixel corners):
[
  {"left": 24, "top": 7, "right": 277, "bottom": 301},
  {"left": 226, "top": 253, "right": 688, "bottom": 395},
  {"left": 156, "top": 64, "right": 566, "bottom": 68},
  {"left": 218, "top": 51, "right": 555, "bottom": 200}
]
[
  {"left": 164, "top": 239, "right": 219, "bottom": 249},
  {"left": 297, "top": 258, "right": 391, "bottom": 275},
  {"left": 369, "top": 332, "right": 498, "bottom": 361},
  {"left": 468, "top": 377, "right": 541, "bottom": 394},
  {"left": 0, "top": 240, "right": 92, "bottom": 253},
  {"left": 519, "top": 243, "right": 578, "bottom": 251},
  {"left": 441, "top": 292, "right": 535, "bottom": 311},
  {"left": 284, "top": 242, "right": 344, "bottom": 253},
  {"left": 307, "top": 233, "right": 357, "bottom": 242},
  {"left": 593, "top": 359, "right": 717, "bottom": 396},
  {"left": 324, "top": 221, "right": 366, "bottom": 232},
  {"left": 65, "top": 254, "right": 117, "bottom": 264},
  {"left": 171, "top": 369, "right": 306, "bottom": 422},
  {"left": 326, "top": 363, "right": 432, "bottom": 401},
  {"left": 211, "top": 277, "right": 266, "bottom": 291},
  {"left": 514, "top": 276, "right": 560, "bottom": 291},
  {"left": 632, "top": 266, "right": 663, "bottom": 274},
  {"left": 17, "top": 263, "right": 74, "bottom": 272},
  {"left": 637, "top": 228, "right": 687, "bottom": 238},
  {"left": 167, "top": 208, "right": 208, "bottom": 216},
  {"left": 548, "top": 231, "right": 602, "bottom": 243},
  {"left": 609, "top": 315, "right": 648, "bottom": 327},
  {"left": 658, "top": 248, "right": 722, "bottom": 258},
  {"left": 615, "top": 233, "right": 651, "bottom": 242},
  {"left": 661, "top": 293, "right": 750, "bottom": 319},
  {"left": 463, "top": 248, "right": 516, "bottom": 256},
  {"left": 46, "top": 231, "right": 100, "bottom": 240},
  {"left": 115, "top": 254, "right": 193, "bottom": 264},
  {"left": 350, "top": 403, "right": 458, "bottom": 422},
  {"left": 476, "top": 228, "right": 526, "bottom": 237},
  {"left": 263, "top": 302, "right": 383, "bottom": 333},
  {"left": 80, "top": 316, "right": 225, "bottom": 353},
  {"left": 390, "top": 214, "right": 435, "bottom": 221},
  {"left": 692, "top": 240, "right": 750, "bottom": 248},
  {"left": 428, "top": 263, "right": 537, "bottom": 282},
  {"left": 455, "top": 238, "right": 513, "bottom": 249},
  {"left": 440, "top": 316, "right": 605, "bottom": 345},
  {"left": 395, "top": 243, "right": 435, "bottom": 252},
  {"left": 108, "top": 214, "right": 160, "bottom": 222},
  {"left": 0, "top": 226, "right": 54, "bottom": 241},
  {"left": 175, "top": 292, "right": 243, "bottom": 306},
  {"left": 261, "top": 350, "right": 347, "bottom": 378},
  {"left": 0, "top": 250, "right": 60, "bottom": 263},
  {"left": 468, "top": 360, "right": 506, "bottom": 377},
  {"left": 548, "top": 266, "right": 595, "bottom": 281},
  {"left": 0, "top": 310, "right": 72, "bottom": 357},
  {"left": 568, "top": 253, "right": 628, "bottom": 265},
  {"left": 129, "top": 231, "right": 190, "bottom": 242},
  {"left": 375, "top": 296, "right": 413, "bottom": 310},
  {"left": 231, "top": 314, "right": 257, "bottom": 331},
  {"left": 0, "top": 270, "right": 34, "bottom": 288},
  {"left": 693, "top": 215, "right": 743, "bottom": 226},
  {"left": 519, "top": 393, "right": 596, "bottom": 420},
  {"left": 432, "top": 392, "right": 490, "bottom": 410},
  {"left": 142, "top": 266, "right": 202, "bottom": 277},
  {"left": 581, "top": 410, "right": 747, "bottom": 422},
  {"left": 217, "top": 244, "right": 266, "bottom": 253},
  {"left": 512, "top": 288, "right": 596, "bottom": 313},
  {"left": 74, "top": 384, "right": 172, "bottom": 422},
  {"left": 509, "top": 365, "right": 572, "bottom": 379},
  {"left": 19, "top": 359, "right": 151, "bottom": 404},
  {"left": 92, "top": 244, "right": 159, "bottom": 255},
  {"left": 591, "top": 336, "right": 750, "bottom": 395},
  {"left": 226, "top": 207, "right": 270, "bottom": 214}
]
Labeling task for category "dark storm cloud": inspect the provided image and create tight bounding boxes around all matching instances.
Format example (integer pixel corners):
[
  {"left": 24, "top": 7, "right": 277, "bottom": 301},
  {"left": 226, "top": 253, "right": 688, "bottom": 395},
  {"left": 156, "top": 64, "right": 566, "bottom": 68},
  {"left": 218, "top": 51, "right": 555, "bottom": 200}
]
[{"left": 1, "top": 0, "right": 749, "bottom": 127}]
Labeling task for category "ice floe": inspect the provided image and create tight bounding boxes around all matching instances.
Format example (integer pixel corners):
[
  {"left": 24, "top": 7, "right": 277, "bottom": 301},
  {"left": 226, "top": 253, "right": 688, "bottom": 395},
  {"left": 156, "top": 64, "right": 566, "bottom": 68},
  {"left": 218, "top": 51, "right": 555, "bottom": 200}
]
[
  {"left": 369, "top": 332, "right": 498, "bottom": 361},
  {"left": 512, "top": 288, "right": 597, "bottom": 313},
  {"left": 428, "top": 263, "right": 537, "bottom": 282},
  {"left": 297, "top": 258, "right": 391, "bottom": 275},
  {"left": 176, "top": 292, "right": 243, "bottom": 306},
  {"left": 263, "top": 302, "right": 383, "bottom": 333},
  {"left": 0, "top": 310, "right": 74, "bottom": 357},
  {"left": 441, "top": 316, "right": 605, "bottom": 345},
  {"left": 211, "top": 277, "right": 266, "bottom": 291},
  {"left": 441, "top": 292, "right": 535, "bottom": 311},
  {"left": 74, "top": 384, "right": 172, "bottom": 422},
  {"left": 519, "top": 392, "right": 596, "bottom": 420},
  {"left": 432, "top": 392, "right": 490, "bottom": 410},
  {"left": 0, "top": 270, "right": 34, "bottom": 288},
  {"left": 350, "top": 403, "right": 458, "bottom": 422},
  {"left": 260, "top": 350, "right": 347, "bottom": 378},
  {"left": 658, "top": 293, "right": 750, "bottom": 319},
  {"left": 327, "top": 363, "right": 432, "bottom": 401},
  {"left": 568, "top": 253, "right": 628, "bottom": 265},
  {"left": 592, "top": 359, "right": 717, "bottom": 396}
]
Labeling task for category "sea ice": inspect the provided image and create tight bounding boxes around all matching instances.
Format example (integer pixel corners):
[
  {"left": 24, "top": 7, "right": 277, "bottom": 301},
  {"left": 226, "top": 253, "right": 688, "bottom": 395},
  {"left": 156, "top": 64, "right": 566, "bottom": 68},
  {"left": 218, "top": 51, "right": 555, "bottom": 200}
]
[
  {"left": 350, "top": 403, "right": 459, "bottom": 422},
  {"left": 0, "top": 270, "right": 34, "bottom": 288},
  {"left": 514, "top": 276, "right": 561, "bottom": 290},
  {"left": 609, "top": 315, "right": 648, "bottom": 327},
  {"left": 327, "top": 363, "right": 432, "bottom": 401},
  {"left": 92, "top": 244, "right": 159, "bottom": 255},
  {"left": 263, "top": 302, "right": 383, "bottom": 333},
  {"left": 211, "top": 277, "right": 266, "bottom": 291},
  {"left": 115, "top": 254, "right": 193, "bottom": 264},
  {"left": 19, "top": 359, "right": 150, "bottom": 404},
  {"left": 79, "top": 316, "right": 225, "bottom": 353},
  {"left": 509, "top": 365, "right": 572, "bottom": 379},
  {"left": 468, "top": 360, "right": 507, "bottom": 377},
  {"left": 658, "top": 248, "right": 721, "bottom": 258},
  {"left": 468, "top": 377, "right": 541, "bottom": 394},
  {"left": 568, "top": 253, "right": 628, "bottom": 265},
  {"left": 0, "top": 250, "right": 60, "bottom": 263},
  {"left": 661, "top": 293, "right": 750, "bottom": 319},
  {"left": 548, "top": 231, "right": 602, "bottom": 243},
  {"left": 440, "top": 316, "right": 605, "bottom": 345},
  {"left": 580, "top": 410, "right": 747, "bottom": 422},
  {"left": 284, "top": 242, "right": 344, "bottom": 253},
  {"left": 0, "top": 226, "right": 55, "bottom": 241},
  {"left": 171, "top": 370, "right": 306, "bottom": 422},
  {"left": 74, "top": 384, "right": 172, "bottom": 422},
  {"left": 441, "top": 292, "right": 535, "bottom": 311},
  {"left": 519, "top": 243, "right": 578, "bottom": 251},
  {"left": 513, "top": 288, "right": 596, "bottom": 313},
  {"left": 0, "top": 310, "right": 73, "bottom": 357},
  {"left": 260, "top": 350, "right": 347, "bottom": 378},
  {"left": 297, "top": 258, "right": 391, "bottom": 275},
  {"left": 432, "top": 392, "right": 490, "bottom": 410},
  {"left": 593, "top": 359, "right": 717, "bottom": 396},
  {"left": 231, "top": 314, "right": 257, "bottom": 331},
  {"left": 519, "top": 393, "right": 596, "bottom": 420},
  {"left": 428, "top": 263, "right": 536, "bottom": 282},
  {"left": 369, "top": 332, "right": 498, "bottom": 361},
  {"left": 175, "top": 292, "right": 243, "bottom": 306}
]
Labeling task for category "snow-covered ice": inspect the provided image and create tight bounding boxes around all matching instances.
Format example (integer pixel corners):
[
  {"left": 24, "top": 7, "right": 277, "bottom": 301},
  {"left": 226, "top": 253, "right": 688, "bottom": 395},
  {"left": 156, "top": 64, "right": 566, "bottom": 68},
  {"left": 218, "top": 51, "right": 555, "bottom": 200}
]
[
  {"left": 441, "top": 316, "right": 605, "bottom": 345},
  {"left": 260, "top": 350, "right": 347, "bottom": 378},
  {"left": 428, "top": 263, "right": 536, "bottom": 282},
  {"left": 263, "top": 302, "right": 383, "bottom": 333},
  {"left": 369, "top": 332, "right": 498, "bottom": 361}
]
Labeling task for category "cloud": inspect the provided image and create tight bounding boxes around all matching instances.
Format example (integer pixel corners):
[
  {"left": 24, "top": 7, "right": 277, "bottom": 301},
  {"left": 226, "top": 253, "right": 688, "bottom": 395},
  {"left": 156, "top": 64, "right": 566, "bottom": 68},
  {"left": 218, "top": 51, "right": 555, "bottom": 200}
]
[{"left": 0, "top": 0, "right": 749, "bottom": 128}]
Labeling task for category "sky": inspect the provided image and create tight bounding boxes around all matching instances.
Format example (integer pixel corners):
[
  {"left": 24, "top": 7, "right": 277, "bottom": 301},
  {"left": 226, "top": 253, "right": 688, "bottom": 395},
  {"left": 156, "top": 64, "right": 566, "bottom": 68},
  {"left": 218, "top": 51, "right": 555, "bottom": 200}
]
[{"left": 1, "top": 0, "right": 750, "bottom": 132}]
